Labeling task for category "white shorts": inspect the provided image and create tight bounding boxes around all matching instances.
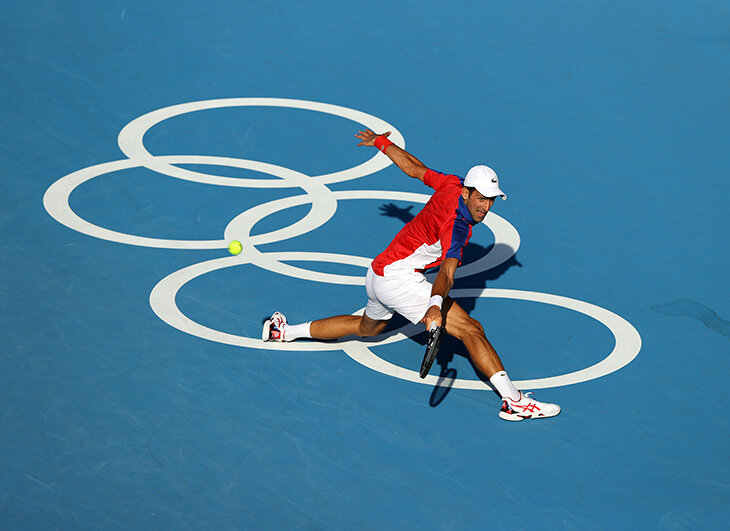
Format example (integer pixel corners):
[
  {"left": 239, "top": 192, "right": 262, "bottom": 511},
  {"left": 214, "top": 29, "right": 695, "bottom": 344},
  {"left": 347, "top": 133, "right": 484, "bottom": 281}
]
[{"left": 364, "top": 266, "right": 433, "bottom": 325}]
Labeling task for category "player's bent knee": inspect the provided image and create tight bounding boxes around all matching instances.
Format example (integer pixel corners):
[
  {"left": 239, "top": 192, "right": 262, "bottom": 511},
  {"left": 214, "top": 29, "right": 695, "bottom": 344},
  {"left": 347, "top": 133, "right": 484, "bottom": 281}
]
[
  {"left": 357, "top": 327, "right": 377, "bottom": 337},
  {"left": 465, "top": 317, "right": 485, "bottom": 338},
  {"left": 356, "top": 319, "right": 387, "bottom": 337},
  {"left": 447, "top": 323, "right": 470, "bottom": 341}
]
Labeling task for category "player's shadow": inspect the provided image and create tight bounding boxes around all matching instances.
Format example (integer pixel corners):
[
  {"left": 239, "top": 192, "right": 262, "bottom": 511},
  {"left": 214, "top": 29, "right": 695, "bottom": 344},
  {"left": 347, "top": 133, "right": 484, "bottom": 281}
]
[{"left": 379, "top": 202, "right": 521, "bottom": 406}]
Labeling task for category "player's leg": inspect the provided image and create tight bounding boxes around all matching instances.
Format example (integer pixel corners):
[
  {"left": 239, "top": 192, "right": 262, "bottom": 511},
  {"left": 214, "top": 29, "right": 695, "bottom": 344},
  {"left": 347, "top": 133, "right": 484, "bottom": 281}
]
[
  {"left": 264, "top": 312, "right": 389, "bottom": 342},
  {"left": 441, "top": 297, "right": 560, "bottom": 421},
  {"left": 310, "top": 313, "right": 390, "bottom": 340},
  {"left": 440, "top": 297, "right": 507, "bottom": 381},
  {"left": 263, "top": 266, "right": 393, "bottom": 342}
]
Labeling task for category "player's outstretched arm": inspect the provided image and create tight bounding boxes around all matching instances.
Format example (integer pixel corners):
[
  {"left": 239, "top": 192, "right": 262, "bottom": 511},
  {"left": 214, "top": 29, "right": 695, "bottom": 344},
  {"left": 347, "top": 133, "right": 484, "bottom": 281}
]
[{"left": 356, "top": 129, "right": 428, "bottom": 181}]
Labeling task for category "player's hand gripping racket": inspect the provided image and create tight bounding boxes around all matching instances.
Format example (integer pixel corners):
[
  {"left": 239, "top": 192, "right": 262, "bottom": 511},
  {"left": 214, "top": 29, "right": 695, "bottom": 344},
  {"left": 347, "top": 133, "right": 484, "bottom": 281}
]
[{"left": 420, "top": 322, "right": 443, "bottom": 378}]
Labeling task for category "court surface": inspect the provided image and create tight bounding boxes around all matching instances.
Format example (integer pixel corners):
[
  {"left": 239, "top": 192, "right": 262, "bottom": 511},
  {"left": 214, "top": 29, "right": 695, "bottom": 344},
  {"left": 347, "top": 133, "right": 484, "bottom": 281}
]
[{"left": 2, "top": 1, "right": 729, "bottom": 528}]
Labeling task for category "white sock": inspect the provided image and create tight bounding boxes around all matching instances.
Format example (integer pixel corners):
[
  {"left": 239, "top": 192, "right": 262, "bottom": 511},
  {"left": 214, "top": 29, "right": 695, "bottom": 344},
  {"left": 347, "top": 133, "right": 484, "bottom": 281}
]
[
  {"left": 489, "top": 371, "right": 521, "bottom": 401},
  {"left": 284, "top": 322, "right": 312, "bottom": 341}
]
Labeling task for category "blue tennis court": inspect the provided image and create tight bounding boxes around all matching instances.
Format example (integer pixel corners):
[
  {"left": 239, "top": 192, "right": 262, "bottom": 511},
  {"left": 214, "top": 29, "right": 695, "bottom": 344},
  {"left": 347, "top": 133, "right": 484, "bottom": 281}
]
[{"left": 2, "top": 1, "right": 728, "bottom": 528}]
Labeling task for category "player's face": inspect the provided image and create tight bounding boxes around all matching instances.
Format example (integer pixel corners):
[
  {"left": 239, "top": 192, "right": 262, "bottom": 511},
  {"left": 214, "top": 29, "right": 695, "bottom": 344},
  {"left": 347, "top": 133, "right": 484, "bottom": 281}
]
[{"left": 463, "top": 188, "right": 495, "bottom": 223}]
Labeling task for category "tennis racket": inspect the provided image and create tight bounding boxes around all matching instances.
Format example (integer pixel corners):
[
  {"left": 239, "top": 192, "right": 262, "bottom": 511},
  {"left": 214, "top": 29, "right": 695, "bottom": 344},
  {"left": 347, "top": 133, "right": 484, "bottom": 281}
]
[{"left": 420, "top": 322, "right": 443, "bottom": 378}]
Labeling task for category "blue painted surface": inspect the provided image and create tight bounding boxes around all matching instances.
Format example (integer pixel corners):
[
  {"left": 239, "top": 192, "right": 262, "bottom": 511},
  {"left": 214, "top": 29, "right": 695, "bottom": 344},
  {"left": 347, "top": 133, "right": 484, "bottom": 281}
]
[{"left": 1, "top": 1, "right": 728, "bottom": 528}]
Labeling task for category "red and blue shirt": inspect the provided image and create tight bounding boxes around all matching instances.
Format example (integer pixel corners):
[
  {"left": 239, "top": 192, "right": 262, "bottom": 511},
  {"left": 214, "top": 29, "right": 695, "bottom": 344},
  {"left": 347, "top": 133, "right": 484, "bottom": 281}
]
[{"left": 371, "top": 169, "right": 476, "bottom": 276}]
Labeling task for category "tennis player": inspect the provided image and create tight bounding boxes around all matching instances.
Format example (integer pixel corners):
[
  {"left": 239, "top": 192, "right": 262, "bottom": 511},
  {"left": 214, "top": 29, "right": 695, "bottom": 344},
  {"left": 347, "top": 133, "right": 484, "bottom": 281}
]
[{"left": 263, "top": 129, "right": 560, "bottom": 421}]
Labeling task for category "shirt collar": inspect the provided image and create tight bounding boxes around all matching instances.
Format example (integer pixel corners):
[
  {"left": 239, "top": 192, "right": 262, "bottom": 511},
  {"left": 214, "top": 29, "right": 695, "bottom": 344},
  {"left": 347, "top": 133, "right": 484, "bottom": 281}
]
[{"left": 458, "top": 195, "right": 477, "bottom": 225}]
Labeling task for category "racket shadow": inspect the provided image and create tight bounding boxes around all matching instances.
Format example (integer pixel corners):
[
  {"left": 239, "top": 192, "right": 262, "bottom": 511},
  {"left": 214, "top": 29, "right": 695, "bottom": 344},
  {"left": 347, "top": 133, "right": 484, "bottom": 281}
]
[
  {"left": 375, "top": 295, "right": 502, "bottom": 408},
  {"left": 427, "top": 334, "right": 500, "bottom": 407}
]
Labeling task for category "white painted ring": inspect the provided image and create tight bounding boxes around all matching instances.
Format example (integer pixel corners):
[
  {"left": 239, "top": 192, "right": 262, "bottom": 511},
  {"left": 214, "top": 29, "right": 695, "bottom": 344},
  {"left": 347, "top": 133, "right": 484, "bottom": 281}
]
[
  {"left": 43, "top": 156, "right": 322, "bottom": 249},
  {"left": 342, "top": 288, "right": 642, "bottom": 390},
  {"left": 149, "top": 255, "right": 419, "bottom": 351},
  {"left": 117, "top": 97, "right": 406, "bottom": 186}
]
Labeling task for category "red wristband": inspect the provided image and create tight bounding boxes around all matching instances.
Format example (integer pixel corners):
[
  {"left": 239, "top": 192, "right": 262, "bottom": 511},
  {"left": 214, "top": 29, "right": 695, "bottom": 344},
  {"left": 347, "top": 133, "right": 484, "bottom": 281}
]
[{"left": 373, "top": 135, "right": 394, "bottom": 153}]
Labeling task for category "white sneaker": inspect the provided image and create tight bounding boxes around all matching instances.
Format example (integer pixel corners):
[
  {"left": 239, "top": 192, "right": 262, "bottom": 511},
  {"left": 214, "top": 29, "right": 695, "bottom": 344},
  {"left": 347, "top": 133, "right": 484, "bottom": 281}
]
[
  {"left": 262, "top": 311, "right": 288, "bottom": 342},
  {"left": 499, "top": 391, "right": 561, "bottom": 421}
]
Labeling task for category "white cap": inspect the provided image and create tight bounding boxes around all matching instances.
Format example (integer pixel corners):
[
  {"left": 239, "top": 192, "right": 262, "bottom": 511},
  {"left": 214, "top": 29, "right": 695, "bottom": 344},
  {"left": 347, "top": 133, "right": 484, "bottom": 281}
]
[{"left": 464, "top": 165, "right": 506, "bottom": 200}]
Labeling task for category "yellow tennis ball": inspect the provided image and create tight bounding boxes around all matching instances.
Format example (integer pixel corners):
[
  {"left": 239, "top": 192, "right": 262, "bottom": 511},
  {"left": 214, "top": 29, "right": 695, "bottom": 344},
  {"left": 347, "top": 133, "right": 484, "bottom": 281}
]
[{"left": 228, "top": 240, "right": 242, "bottom": 255}]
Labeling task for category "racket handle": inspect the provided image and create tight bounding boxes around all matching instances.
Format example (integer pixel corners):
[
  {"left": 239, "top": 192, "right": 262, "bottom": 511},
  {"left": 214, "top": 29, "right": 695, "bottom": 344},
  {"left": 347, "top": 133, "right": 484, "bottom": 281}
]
[{"left": 429, "top": 322, "right": 438, "bottom": 332}]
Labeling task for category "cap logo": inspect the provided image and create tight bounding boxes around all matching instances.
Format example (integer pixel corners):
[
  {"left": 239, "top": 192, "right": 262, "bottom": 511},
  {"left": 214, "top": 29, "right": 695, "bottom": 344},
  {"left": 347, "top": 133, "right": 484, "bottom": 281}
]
[{"left": 491, "top": 177, "right": 497, "bottom": 183}]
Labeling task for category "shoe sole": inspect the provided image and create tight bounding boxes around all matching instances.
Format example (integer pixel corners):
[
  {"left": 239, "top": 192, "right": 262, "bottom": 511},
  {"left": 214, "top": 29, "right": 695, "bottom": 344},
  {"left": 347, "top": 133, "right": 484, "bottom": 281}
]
[
  {"left": 499, "top": 413, "right": 527, "bottom": 422},
  {"left": 499, "top": 409, "right": 561, "bottom": 422}
]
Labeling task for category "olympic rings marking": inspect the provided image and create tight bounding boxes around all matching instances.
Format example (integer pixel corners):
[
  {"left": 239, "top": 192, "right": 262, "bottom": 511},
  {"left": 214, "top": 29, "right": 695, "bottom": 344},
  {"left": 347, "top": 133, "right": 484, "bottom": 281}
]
[{"left": 43, "top": 97, "right": 641, "bottom": 390}]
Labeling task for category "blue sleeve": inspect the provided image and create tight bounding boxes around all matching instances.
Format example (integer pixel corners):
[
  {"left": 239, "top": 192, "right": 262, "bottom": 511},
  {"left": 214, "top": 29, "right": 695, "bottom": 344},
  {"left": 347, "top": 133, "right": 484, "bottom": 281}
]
[{"left": 442, "top": 217, "right": 471, "bottom": 261}]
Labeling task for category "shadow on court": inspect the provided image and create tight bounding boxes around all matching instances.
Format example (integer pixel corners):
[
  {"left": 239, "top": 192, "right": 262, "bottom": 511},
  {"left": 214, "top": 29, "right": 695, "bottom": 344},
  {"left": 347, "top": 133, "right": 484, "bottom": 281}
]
[{"left": 379, "top": 202, "right": 522, "bottom": 407}]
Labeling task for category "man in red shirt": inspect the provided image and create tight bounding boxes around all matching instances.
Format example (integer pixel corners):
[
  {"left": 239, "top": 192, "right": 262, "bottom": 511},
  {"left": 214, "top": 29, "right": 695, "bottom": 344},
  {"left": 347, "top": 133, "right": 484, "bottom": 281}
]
[{"left": 263, "top": 129, "right": 560, "bottom": 421}]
